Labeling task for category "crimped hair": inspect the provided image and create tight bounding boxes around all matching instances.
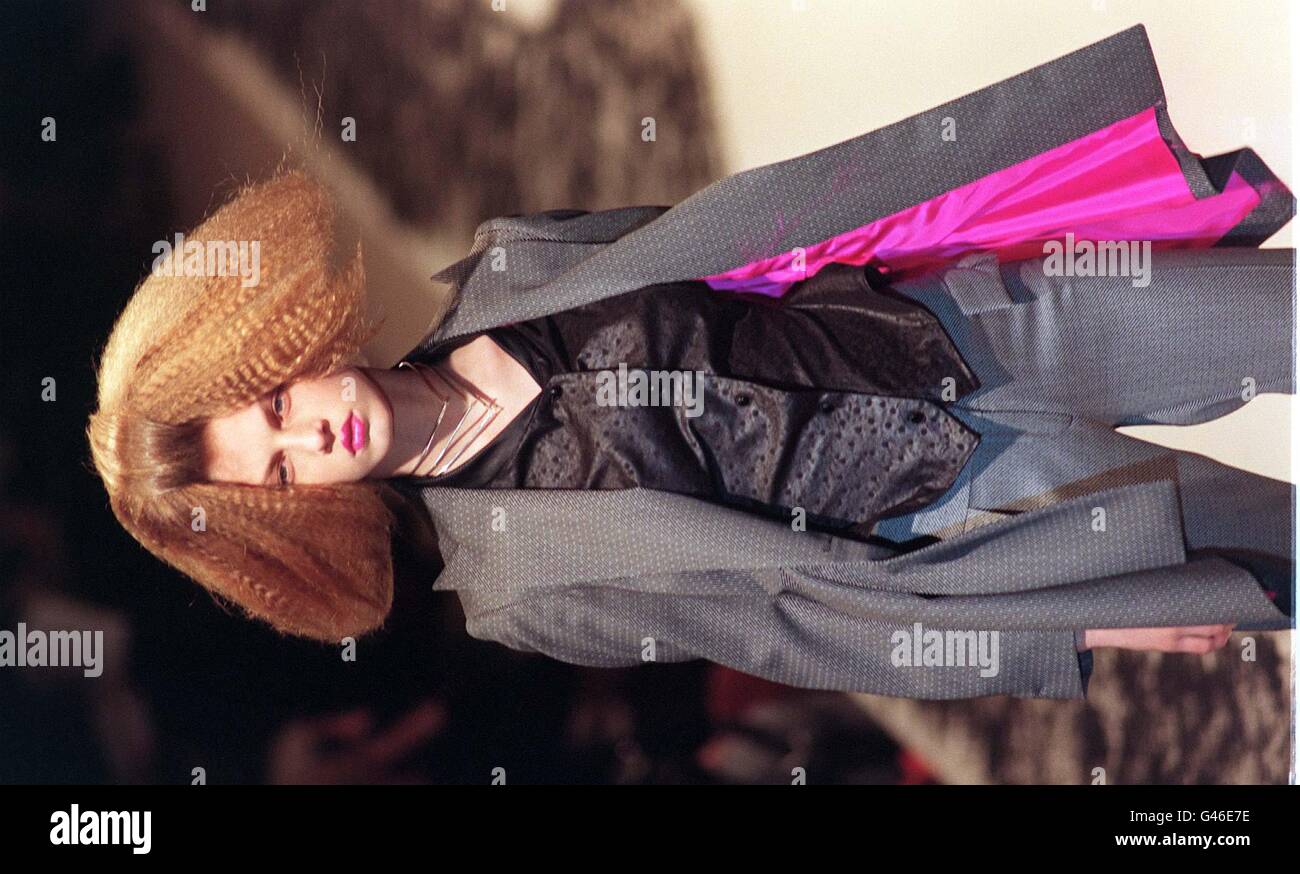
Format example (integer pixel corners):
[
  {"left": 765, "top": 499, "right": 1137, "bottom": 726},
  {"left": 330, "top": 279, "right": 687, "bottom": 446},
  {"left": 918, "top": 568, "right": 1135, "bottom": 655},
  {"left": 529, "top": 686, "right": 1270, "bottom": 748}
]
[{"left": 87, "top": 169, "right": 398, "bottom": 642}]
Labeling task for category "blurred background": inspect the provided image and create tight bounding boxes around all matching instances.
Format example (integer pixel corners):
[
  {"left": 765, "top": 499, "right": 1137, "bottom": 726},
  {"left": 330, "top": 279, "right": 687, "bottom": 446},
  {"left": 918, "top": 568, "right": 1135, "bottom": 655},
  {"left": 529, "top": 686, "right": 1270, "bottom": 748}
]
[{"left": 0, "top": 0, "right": 1292, "bottom": 784}]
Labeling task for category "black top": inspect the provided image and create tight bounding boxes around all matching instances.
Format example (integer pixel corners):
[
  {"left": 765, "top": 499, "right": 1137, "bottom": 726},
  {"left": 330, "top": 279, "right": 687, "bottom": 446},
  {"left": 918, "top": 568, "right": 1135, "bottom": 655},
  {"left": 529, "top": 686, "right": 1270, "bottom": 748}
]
[
  {"left": 403, "top": 322, "right": 555, "bottom": 489},
  {"left": 394, "top": 262, "right": 981, "bottom": 540}
]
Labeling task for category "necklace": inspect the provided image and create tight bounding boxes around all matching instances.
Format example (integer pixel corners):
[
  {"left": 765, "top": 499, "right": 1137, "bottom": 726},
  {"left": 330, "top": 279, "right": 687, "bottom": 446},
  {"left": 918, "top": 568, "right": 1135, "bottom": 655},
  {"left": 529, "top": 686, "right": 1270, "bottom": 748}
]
[{"left": 397, "top": 360, "right": 502, "bottom": 477}]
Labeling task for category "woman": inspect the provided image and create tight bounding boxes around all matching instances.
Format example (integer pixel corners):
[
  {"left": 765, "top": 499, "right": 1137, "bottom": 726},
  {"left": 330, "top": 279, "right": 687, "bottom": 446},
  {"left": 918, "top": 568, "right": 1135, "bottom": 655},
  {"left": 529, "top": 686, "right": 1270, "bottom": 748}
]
[{"left": 88, "top": 26, "right": 1294, "bottom": 699}]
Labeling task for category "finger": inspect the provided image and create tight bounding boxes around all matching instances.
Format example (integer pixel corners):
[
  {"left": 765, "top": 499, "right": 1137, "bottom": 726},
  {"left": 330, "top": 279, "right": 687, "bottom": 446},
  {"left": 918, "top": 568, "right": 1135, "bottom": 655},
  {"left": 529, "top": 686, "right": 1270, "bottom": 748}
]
[
  {"left": 1177, "top": 625, "right": 1232, "bottom": 637},
  {"left": 1175, "top": 637, "right": 1217, "bottom": 654}
]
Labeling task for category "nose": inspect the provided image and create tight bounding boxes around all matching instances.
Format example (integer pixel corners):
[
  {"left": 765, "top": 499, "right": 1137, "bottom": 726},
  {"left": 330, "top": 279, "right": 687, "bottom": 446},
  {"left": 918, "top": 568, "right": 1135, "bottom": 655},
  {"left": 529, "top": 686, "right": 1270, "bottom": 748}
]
[{"left": 282, "top": 420, "right": 332, "bottom": 453}]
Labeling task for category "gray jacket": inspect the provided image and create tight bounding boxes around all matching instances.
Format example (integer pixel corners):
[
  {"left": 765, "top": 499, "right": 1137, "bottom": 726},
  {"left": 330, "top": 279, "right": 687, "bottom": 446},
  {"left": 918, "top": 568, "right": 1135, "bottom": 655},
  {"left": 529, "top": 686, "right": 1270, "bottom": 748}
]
[{"left": 410, "top": 25, "right": 1289, "bottom": 699}]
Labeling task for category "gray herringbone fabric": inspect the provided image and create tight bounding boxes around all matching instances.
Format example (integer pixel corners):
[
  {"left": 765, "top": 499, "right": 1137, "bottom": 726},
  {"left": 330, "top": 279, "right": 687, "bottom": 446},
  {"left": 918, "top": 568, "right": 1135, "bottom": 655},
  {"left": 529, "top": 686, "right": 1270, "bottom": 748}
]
[{"left": 407, "top": 25, "right": 1295, "bottom": 699}]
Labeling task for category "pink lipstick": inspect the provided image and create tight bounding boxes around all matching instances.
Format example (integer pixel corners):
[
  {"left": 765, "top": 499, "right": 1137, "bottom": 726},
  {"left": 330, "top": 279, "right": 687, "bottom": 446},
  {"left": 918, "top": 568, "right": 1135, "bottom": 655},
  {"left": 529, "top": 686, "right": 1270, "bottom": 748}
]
[{"left": 341, "top": 412, "right": 368, "bottom": 454}]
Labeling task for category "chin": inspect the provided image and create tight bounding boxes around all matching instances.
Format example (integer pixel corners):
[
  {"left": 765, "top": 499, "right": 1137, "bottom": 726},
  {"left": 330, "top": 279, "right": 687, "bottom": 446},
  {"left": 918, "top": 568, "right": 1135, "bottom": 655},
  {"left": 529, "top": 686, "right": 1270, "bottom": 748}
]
[{"left": 357, "top": 409, "right": 392, "bottom": 476}]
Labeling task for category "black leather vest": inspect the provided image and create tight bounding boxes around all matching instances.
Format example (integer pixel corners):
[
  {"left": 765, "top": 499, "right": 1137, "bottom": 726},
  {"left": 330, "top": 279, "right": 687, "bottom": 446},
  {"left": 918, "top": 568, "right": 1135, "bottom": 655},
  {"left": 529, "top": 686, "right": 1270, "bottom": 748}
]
[{"left": 402, "top": 261, "right": 980, "bottom": 536}]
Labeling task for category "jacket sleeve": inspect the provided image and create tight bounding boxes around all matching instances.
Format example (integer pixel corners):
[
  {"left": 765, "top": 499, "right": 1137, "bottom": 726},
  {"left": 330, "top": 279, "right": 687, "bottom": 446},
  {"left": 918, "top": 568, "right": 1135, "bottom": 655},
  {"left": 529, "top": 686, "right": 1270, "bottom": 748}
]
[{"left": 465, "top": 581, "right": 1089, "bottom": 700}]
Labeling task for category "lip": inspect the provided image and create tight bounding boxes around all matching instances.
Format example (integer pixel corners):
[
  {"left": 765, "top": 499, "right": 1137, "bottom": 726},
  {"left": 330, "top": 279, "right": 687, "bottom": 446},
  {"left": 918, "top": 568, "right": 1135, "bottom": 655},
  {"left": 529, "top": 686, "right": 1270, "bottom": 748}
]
[{"left": 341, "top": 411, "right": 368, "bottom": 455}]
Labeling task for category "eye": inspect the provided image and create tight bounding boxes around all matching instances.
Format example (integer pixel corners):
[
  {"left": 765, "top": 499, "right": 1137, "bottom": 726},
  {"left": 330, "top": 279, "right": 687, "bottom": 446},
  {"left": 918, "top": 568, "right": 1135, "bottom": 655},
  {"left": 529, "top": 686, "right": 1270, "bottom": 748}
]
[
  {"left": 272, "top": 386, "right": 288, "bottom": 419},
  {"left": 278, "top": 455, "right": 292, "bottom": 487}
]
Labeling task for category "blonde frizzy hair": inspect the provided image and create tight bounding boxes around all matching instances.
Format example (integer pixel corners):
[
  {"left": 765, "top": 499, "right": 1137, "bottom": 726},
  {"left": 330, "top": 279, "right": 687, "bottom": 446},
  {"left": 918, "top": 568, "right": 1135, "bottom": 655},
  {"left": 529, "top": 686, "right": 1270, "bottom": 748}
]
[{"left": 86, "top": 169, "right": 398, "bottom": 642}]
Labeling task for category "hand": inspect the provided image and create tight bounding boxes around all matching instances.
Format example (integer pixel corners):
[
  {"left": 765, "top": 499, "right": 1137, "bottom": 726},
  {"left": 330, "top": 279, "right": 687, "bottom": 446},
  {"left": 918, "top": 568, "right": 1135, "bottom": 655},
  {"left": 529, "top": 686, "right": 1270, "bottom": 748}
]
[{"left": 1082, "top": 625, "right": 1236, "bottom": 654}]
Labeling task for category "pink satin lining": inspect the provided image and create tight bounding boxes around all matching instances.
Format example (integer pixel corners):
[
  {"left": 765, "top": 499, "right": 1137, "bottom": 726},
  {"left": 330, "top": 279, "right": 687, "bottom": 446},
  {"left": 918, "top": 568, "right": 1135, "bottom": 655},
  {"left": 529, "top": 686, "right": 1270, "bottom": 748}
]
[{"left": 699, "top": 107, "right": 1261, "bottom": 296}]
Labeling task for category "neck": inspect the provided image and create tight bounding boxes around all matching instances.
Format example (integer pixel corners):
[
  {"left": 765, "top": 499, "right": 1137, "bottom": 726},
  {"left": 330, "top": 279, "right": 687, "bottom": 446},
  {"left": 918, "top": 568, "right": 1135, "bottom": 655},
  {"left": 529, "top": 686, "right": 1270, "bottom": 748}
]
[
  {"left": 365, "top": 342, "right": 506, "bottom": 479},
  {"left": 407, "top": 361, "right": 497, "bottom": 477},
  {"left": 360, "top": 367, "right": 451, "bottom": 478}
]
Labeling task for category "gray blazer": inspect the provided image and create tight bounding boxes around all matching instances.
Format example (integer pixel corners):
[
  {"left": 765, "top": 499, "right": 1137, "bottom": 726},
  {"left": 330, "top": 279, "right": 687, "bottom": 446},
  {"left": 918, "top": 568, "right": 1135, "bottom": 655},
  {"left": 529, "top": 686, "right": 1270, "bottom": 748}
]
[{"left": 410, "top": 25, "right": 1290, "bottom": 699}]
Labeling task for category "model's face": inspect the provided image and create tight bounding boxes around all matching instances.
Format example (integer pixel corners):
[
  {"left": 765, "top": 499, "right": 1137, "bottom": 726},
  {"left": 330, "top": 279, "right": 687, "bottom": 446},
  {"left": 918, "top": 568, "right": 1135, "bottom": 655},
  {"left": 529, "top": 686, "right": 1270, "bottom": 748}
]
[{"left": 203, "top": 367, "right": 393, "bottom": 486}]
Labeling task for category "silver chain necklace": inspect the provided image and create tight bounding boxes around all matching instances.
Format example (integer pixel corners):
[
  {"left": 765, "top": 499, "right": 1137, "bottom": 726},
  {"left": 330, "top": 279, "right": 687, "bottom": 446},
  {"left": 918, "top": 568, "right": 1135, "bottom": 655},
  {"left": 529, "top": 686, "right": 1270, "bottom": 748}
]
[{"left": 396, "top": 360, "right": 502, "bottom": 477}]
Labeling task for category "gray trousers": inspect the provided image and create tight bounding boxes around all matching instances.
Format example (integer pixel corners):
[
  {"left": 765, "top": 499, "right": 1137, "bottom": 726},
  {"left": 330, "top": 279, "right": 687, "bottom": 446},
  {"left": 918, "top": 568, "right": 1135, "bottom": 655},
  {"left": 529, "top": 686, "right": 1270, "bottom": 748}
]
[{"left": 873, "top": 247, "right": 1296, "bottom": 611}]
